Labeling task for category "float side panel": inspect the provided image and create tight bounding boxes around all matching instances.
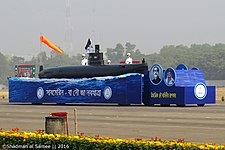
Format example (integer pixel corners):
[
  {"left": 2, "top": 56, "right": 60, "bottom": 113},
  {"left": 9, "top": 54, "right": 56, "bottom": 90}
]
[
  {"left": 184, "top": 86, "right": 216, "bottom": 104},
  {"left": 9, "top": 73, "right": 142, "bottom": 104}
]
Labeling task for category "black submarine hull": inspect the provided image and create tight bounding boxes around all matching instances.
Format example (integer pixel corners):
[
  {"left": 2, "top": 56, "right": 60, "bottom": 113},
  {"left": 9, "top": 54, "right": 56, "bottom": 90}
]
[{"left": 38, "top": 63, "right": 148, "bottom": 79}]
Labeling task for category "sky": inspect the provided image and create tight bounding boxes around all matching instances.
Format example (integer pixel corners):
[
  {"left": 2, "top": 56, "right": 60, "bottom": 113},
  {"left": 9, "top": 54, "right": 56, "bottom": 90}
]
[{"left": 1, "top": 0, "right": 225, "bottom": 57}]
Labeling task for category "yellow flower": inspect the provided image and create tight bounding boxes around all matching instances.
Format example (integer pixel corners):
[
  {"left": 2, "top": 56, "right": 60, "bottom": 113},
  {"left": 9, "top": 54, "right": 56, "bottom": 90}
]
[
  {"left": 89, "top": 138, "right": 97, "bottom": 143},
  {"left": 115, "top": 138, "right": 123, "bottom": 142},
  {"left": 73, "top": 135, "right": 79, "bottom": 139},
  {"left": 37, "top": 134, "right": 42, "bottom": 138},
  {"left": 23, "top": 135, "right": 29, "bottom": 139},
  {"left": 55, "top": 134, "right": 61, "bottom": 138},
  {"left": 42, "top": 133, "right": 48, "bottom": 138},
  {"left": 198, "top": 145, "right": 207, "bottom": 149},
  {"left": 48, "top": 134, "right": 55, "bottom": 139},
  {"left": 67, "top": 135, "right": 73, "bottom": 140},
  {"left": 54, "top": 137, "right": 59, "bottom": 140}
]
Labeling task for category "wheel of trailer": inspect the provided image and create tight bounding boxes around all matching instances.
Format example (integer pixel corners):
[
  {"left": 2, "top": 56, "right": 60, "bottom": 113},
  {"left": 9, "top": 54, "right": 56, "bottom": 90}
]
[
  {"left": 176, "top": 104, "right": 185, "bottom": 107},
  {"left": 32, "top": 103, "right": 42, "bottom": 105},
  {"left": 143, "top": 103, "right": 154, "bottom": 106},
  {"left": 118, "top": 104, "right": 130, "bottom": 106},
  {"left": 197, "top": 104, "right": 205, "bottom": 107},
  {"left": 145, "top": 104, "right": 154, "bottom": 106},
  {"left": 160, "top": 104, "right": 170, "bottom": 107},
  {"left": 56, "top": 103, "right": 66, "bottom": 105},
  {"left": 142, "top": 101, "right": 154, "bottom": 106}
]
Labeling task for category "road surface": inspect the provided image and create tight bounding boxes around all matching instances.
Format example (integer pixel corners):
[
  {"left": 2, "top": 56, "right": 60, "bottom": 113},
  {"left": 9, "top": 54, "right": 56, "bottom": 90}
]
[{"left": 0, "top": 101, "right": 224, "bottom": 145}]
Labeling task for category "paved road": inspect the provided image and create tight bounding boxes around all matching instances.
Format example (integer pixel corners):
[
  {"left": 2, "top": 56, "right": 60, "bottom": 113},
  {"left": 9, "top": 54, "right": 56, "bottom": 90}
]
[{"left": 0, "top": 101, "right": 224, "bottom": 145}]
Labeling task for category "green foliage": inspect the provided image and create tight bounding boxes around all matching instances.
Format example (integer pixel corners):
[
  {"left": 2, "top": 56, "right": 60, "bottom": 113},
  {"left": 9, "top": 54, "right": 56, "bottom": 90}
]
[
  {"left": 105, "top": 42, "right": 146, "bottom": 63},
  {"left": 105, "top": 43, "right": 125, "bottom": 63},
  {"left": 0, "top": 52, "right": 11, "bottom": 85}
]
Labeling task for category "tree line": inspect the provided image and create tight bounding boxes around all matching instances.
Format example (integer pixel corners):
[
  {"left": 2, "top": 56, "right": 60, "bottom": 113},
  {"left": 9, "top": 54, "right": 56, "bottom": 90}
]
[{"left": 1, "top": 42, "right": 225, "bottom": 85}]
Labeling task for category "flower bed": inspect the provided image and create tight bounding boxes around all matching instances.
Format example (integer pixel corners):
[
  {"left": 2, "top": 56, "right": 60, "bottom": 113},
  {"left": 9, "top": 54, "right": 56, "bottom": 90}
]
[{"left": 0, "top": 128, "right": 224, "bottom": 150}]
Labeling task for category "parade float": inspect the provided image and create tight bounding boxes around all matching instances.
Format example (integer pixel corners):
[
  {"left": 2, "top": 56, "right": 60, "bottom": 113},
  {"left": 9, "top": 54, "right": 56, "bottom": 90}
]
[{"left": 8, "top": 39, "right": 215, "bottom": 106}]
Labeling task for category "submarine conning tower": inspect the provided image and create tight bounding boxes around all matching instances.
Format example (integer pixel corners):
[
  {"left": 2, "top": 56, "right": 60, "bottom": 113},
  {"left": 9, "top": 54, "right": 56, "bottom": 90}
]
[{"left": 88, "top": 44, "right": 104, "bottom": 66}]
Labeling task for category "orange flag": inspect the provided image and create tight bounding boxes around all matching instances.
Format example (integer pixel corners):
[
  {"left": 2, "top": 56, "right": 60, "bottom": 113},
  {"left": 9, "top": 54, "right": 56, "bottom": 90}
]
[{"left": 40, "top": 36, "right": 63, "bottom": 54}]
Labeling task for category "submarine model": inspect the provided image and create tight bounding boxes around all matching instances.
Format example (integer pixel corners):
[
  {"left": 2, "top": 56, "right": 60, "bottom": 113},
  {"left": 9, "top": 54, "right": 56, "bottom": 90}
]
[{"left": 38, "top": 44, "right": 148, "bottom": 79}]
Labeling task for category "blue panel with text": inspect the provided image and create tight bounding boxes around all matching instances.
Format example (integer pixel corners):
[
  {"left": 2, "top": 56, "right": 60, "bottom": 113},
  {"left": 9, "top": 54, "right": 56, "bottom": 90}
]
[
  {"left": 143, "top": 64, "right": 215, "bottom": 106},
  {"left": 9, "top": 73, "right": 142, "bottom": 105}
]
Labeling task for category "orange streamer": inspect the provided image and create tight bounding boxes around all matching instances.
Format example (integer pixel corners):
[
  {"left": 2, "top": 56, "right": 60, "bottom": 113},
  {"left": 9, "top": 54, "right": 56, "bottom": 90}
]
[{"left": 40, "top": 36, "right": 63, "bottom": 54}]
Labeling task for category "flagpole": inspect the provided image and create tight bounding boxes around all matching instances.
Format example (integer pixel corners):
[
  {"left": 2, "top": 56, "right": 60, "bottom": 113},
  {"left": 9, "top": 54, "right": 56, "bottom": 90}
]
[{"left": 92, "top": 8, "right": 96, "bottom": 50}]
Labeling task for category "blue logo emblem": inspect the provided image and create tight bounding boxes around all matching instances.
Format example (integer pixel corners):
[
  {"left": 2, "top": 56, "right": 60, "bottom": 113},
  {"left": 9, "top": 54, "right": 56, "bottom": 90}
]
[
  {"left": 104, "top": 86, "right": 112, "bottom": 100},
  {"left": 194, "top": 83, "right": 207, "bottom": 100},
  {"left": 37, "top": 87, "right": 44, "bottom": 99}
]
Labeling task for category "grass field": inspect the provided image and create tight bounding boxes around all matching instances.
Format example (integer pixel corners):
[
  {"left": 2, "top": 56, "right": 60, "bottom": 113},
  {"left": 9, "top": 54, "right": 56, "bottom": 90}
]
[{"left": 1, "top": 88, "right": 225, "bottom": 103}]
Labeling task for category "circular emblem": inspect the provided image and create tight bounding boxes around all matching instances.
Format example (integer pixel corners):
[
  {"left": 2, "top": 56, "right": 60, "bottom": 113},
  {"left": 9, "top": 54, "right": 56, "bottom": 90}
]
[
  {"left": 164, "top": 67, "right": 176, "bottom": 87},
  {"left": 176, "top": 64, "right": 188, "bottom": 70},
  {"left": 103, "top": 86, "right": 112, "bottom": 100},
  {"left": 191, "top": 67, "right": 199, "bottom": 70},
  {"left": 149, "top": 64, "right": 163, "bottom": 85},
  {"left": 194, "top": 83, "right": 207, "bottom": 100},
  {"left": 37, "top": 87, "right": 44, "bottom": 99}
]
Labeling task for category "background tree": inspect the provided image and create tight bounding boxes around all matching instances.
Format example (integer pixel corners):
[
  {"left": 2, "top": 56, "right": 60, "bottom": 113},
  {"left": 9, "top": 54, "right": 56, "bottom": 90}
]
[
  {"left": 37, "top": 51, "right": 47, "bottom": 65},
  {"left": 105, "top": 43, "right": 124, "bottom": 63},
  {"left": 0, "top": 52, "right": 10, "bottom": 85},
  {"left": 125, "top": 42, "right": 136, "bottom": 56}
]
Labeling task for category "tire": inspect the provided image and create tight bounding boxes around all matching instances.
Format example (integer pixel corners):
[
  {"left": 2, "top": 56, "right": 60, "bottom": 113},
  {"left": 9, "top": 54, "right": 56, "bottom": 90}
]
[{"left": 160, "top": 104, "right": 170, "bottom": 107}]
